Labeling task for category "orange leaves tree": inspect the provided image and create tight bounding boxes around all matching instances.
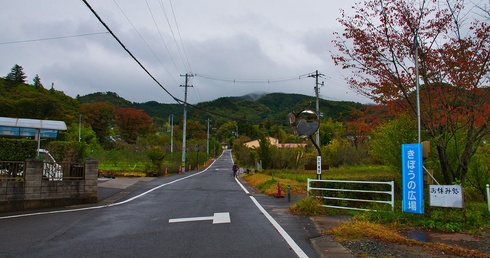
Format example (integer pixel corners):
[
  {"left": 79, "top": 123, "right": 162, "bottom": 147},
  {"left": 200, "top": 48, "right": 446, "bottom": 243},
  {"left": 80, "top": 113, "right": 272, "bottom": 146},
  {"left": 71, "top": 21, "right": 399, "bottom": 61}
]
[
  {"left": 332, "top": 0, "right": 490, "bottom": 184},
  {"left": 114, "top": 107, "right": 153, "bottom": 144}
]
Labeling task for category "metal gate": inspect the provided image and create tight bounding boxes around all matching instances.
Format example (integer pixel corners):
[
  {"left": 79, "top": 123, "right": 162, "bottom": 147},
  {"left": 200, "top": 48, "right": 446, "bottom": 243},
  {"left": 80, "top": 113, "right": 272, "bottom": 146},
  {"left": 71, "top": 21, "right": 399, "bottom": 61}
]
[{"left": 307, "top": 178, "right": 395, "bottom": 212}]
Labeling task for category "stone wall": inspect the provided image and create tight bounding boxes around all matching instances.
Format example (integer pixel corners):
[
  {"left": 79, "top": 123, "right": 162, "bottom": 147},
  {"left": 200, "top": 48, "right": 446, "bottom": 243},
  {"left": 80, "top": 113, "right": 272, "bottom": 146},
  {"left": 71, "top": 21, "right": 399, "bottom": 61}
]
[{"left": 0, "top": 159, "right": 98, "bottom": 212}]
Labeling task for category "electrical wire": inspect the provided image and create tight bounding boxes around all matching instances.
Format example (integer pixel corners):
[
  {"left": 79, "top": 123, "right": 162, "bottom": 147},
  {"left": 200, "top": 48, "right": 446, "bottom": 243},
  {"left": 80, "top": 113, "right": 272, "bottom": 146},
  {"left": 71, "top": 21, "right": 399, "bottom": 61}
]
[
  {"left": 158, "top": 0, "right": 191, "bottom": 73},
  {"left": 0, "top": 32, "right": 109, "bottom": 45},
  {"left": 145, "top": 0, "right": 181, "bottom": 74},
  {"left": 81, "top": 0, "right": 182, "bottom": 104},
  {"left": 169, "top": 0, "right": 192, "bottom": 72},
  {"left": 82, "top": 1, "right": 331, "bottom": 123},
  {"left": 195, "top": 73, "right": 311, "bottom": 84},
  {"left": 81, "top": 1, "right": 241, "bottom": 122},
  {"left": 112, "top": 0, "right": 177, "bottom": 83}
]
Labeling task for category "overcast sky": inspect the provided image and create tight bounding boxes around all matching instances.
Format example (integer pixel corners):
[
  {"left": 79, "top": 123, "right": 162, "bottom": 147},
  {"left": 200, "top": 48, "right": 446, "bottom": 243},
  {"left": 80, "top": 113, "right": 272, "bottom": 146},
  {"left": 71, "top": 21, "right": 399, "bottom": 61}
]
[{"left": 0, "top": 0, "right": 370, "bottom": 104}]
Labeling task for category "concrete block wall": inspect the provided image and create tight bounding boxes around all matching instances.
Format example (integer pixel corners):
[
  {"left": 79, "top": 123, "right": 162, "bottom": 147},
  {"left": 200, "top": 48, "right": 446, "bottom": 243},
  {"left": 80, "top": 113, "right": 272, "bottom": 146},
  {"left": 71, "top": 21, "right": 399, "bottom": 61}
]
[{"left": 0, "top": 159, "right": 99, "bottom": 212}]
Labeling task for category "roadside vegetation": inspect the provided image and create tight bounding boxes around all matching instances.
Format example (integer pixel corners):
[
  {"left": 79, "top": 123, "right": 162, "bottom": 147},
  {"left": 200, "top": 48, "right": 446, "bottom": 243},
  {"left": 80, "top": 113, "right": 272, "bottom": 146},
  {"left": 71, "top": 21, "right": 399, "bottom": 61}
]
[
  {"left": 243, "top": 168, "right": 490, "bottom": 257},
  {"left": 243, "top": 168, "right": 490, "bottom": 234},
  {"left": 1, "top": 0, "right": 489, "bottom": 252}
]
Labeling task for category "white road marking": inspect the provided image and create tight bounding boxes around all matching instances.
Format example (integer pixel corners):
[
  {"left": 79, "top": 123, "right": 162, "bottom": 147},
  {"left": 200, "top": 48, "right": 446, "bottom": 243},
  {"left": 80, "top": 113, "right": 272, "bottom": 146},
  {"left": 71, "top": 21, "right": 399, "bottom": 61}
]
[
  {"left": 169, "top": 212, "right": 230, "bottom": 224},
  {"left": 0, "top": 153, "right": 226, "bottom": 220},
  {"left": 234, "top": 176, "right": 308, "bottom": 258}
]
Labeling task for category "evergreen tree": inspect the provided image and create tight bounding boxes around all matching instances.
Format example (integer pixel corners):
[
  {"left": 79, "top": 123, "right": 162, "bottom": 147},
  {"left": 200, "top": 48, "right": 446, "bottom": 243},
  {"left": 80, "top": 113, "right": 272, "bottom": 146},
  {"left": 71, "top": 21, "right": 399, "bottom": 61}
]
[
  {"left": 32, "top": 74, "right": 43, "bottom": 89},
  {"left": 5, "top": 64, "right": 27, "bottom": 86}
]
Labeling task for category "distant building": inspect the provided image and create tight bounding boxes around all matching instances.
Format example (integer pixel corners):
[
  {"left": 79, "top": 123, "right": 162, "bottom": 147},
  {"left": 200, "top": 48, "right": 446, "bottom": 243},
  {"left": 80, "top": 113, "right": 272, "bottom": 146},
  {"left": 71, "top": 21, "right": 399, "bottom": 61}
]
[
  {"left": 221, "top": 142, "right": 229, "bottom": 150},
  {"left": 244, "top": 137, "right": 306, "bottom": 149}
]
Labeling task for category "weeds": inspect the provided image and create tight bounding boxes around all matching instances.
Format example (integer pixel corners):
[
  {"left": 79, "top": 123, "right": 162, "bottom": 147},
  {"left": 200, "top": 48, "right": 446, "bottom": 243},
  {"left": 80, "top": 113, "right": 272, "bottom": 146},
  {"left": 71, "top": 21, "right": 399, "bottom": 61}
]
[{"left": 289, "top": 197, "right": 327, "bottom": 216}]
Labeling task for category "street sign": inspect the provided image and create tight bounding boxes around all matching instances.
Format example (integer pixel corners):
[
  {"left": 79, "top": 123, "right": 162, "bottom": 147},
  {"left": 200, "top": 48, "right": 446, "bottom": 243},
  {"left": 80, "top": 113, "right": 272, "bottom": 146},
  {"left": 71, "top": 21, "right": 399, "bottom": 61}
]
[{"left": 402, "top": 143, "right": 424, "bottom": 214}]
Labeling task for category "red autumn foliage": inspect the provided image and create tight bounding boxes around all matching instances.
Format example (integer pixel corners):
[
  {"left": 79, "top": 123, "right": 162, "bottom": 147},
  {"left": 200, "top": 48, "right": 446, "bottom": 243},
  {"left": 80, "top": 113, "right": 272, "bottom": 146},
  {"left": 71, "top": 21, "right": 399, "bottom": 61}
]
[
  {"left": 114, "top": 107, "right": 153, "bottom": 144},
  {"left": 332, "top": 0, "right": 490, "bottom": 183}
]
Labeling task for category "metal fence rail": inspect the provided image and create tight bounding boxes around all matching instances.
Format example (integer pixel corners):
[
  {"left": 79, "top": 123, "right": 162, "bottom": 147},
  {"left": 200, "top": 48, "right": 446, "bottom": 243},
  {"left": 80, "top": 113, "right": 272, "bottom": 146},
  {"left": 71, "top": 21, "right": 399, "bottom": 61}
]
[
  {"left": 307, "top": 178, "right": 395, "bottom": 212},
  {"left": 0, "top": 161, "right": 25, "bottom": 180},
  {"left": 0, "top": 160, "right": 84, "bottom": 181}
]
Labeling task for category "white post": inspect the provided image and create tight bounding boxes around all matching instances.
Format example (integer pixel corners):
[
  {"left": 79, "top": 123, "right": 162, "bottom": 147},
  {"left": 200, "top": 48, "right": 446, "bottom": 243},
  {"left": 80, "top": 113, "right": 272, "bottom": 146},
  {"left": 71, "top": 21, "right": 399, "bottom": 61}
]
[
  {"left": 487, "top": 184, "right": 489, "bottom": 213},
  {"left": 415, "top": 36, "right": 421, "bottom": 143},
  {"left": 307, "top": 178, "right": 311, "bottom": 197},
  {"left": 316, "top": 155, "right": 322, "bottom": 180},
  {"left": 78, "top": 114, "right": 82, "bottom": 143}
]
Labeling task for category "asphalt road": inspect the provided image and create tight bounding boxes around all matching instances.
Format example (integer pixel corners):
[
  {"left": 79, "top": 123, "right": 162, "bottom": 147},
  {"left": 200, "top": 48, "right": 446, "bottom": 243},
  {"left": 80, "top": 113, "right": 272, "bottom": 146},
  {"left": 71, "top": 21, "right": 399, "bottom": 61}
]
[{"left": 0, "top": 150, "right": 319, "bottom": 257}]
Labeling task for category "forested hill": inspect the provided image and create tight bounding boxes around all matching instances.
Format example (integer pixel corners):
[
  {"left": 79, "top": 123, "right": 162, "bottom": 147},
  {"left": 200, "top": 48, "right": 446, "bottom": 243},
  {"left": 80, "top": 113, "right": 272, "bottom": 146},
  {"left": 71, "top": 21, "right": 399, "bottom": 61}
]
[
  {"left": 79, "top": 91, "right": 363, "bottom": 126},
  {"left": 0, "top": 75, "right": 362, "bottom": 127}
]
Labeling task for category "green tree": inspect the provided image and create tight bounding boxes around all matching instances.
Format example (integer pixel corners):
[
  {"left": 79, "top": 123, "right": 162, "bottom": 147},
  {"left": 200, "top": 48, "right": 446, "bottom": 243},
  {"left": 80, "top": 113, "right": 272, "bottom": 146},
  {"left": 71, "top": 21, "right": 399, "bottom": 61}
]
[
  {"left": 369, "top": 115, "right": 417, "bottom": 169},
  {"left": 5, "top": 64, "right": 27, "bottom": 86},
  {"left": 32, "top": 74, "right": 43, "bottom": 89},
  {"left": 257, "top": 133, "right": 272, "bottom": 169},
  {"left": 80, "top": 102, "right": 116, "bottom": 144},
  {"left": 319, "top": 118, "right": 345, "bottom": 146}
]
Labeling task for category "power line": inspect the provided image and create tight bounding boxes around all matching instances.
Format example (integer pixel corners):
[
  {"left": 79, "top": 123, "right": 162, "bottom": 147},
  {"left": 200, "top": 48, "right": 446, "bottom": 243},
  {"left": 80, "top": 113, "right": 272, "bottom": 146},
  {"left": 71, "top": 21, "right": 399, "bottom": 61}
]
[
  {"left": 169, "top": 0, "right": 192, "bottom": 72},
  {"left": 195, "top": 73, "right": 311, "bottom": 84},
  {"left": 81, "top": 1, "right": 242, "bottom": 123},
  {"left": 158, "top": 0, "right": 191, "bottom": 72},
  {"left": 0, "top": 32, "right": 109, "bottom": 45},
  {"left": 145, "top": 0, "right": 181, "bottom": 74},
  {"left": 81, "top": 0, "right": 182, "bottom": 104},
  {"left": 112, "top": 0, "right": 177, "bottom": 83}
]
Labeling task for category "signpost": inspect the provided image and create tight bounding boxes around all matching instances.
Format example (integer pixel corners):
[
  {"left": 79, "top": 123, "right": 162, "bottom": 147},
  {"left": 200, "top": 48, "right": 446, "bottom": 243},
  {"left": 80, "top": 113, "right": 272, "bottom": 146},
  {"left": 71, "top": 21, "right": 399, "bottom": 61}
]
[
  {"left": 402, "top": 143, "right": 424, "bottom": 214},
  {"left": 288, "top": 110, "right": 321, "bottom": 179}
]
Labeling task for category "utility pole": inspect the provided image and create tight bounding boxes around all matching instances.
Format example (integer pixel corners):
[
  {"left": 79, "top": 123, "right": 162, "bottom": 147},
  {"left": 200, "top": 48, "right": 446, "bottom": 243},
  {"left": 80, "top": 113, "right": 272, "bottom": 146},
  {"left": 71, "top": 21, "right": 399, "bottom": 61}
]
[
  {"left": 180, "top": 73, "right": 193, "bottom": 172},
  {"left": 207, "top": 118, "right": 210, "bottom": 157},
  {"left": 308, "top": 70, "right": 324, "bottom": 147},
  {"left": 169, "top": 114, "right": 174, "bottom": 153}
]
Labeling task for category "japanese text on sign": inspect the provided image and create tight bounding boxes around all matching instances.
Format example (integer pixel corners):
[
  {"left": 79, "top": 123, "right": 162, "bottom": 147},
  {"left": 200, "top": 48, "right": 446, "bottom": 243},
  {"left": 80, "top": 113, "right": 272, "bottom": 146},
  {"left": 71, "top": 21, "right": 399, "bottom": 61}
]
[
  {"left": 402, "top": 143, "right": 424, "bottom": 214},
  {"left": 429, "top": 185, "right": 463, "bottom": 208}
]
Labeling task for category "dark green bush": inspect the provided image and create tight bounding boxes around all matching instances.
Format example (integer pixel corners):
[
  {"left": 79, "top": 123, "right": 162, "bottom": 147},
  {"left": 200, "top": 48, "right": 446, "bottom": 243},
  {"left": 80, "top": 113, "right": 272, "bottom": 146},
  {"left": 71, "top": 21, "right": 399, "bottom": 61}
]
[
  {"left": 47, "top": 141, "right": 88, "bottom": 162},
  {"left": 0, "top": 138, "right": 37, "bottom": 160}
]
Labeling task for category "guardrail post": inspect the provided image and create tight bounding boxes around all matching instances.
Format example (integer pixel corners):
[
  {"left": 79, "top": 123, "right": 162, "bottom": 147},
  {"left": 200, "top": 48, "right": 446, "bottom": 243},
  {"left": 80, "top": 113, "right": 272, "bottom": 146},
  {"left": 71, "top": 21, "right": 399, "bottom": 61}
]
[{"left": 487, "top": 184, "right": 489, "bottom": 213}]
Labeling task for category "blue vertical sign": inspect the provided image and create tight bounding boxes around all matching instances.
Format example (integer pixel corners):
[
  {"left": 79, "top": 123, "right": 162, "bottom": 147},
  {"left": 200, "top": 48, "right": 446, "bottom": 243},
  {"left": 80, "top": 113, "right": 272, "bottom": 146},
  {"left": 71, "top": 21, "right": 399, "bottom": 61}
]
[{"left": 402, "top": 143, "right": 424, "bottom": 214}]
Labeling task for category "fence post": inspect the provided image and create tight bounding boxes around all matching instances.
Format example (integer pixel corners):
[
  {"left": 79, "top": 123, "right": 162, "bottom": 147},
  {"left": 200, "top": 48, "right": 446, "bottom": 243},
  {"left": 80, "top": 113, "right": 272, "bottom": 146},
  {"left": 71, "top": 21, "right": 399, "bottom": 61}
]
[
  {"left": 487, "top": 184, "right": 489, "bottom": 213},
  {"left": 391, "top": 181, "right": 395, "bottom": 212},
  {"left": 307, "top": 178, "right": 311, "bottom": 197}
]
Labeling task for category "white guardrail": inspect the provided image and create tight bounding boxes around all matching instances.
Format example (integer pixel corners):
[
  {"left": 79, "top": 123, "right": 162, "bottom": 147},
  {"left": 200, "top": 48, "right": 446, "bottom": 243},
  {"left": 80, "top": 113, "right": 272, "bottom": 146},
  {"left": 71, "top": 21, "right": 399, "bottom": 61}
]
[{"left": 307, "top": 178, "right": 395, "bottom": 212}]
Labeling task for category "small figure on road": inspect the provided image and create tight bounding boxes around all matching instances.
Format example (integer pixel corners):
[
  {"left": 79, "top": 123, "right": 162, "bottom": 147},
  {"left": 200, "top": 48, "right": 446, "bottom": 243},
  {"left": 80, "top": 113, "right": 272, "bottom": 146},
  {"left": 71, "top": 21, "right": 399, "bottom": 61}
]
[{"left": 232, "top": 163, "right": 239, "bottom": 177}]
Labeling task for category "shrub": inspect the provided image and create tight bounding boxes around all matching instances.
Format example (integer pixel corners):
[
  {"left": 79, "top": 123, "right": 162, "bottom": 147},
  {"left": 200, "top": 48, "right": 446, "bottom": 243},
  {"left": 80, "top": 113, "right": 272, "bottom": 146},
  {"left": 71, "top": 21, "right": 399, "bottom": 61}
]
[
  {"left": 290, "top": 197, "right": 327, "bottom": 216},
  {"left": 145, "top": 146, "right": 166, "bottom": 176},
  {"left": 0, "top": 138, "right": 37, "bottom": 160}
]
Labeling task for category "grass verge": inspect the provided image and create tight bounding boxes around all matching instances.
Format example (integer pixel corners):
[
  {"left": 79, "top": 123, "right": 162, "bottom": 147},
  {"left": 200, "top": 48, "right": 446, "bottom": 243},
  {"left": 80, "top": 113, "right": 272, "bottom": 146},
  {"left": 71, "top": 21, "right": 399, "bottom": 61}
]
[{"left": 328, "top": 220, "right": 490, "bottom": 258}]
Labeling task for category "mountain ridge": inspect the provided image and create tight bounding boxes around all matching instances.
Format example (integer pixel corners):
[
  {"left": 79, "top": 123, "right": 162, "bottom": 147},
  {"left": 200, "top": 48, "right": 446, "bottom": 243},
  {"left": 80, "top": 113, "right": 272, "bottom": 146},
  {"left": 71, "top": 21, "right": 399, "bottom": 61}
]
[{"left": 79, "top": 91, "right": 363, "bottom": 126}]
